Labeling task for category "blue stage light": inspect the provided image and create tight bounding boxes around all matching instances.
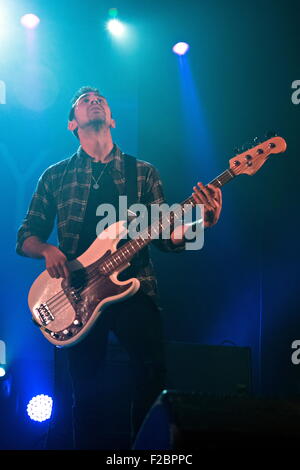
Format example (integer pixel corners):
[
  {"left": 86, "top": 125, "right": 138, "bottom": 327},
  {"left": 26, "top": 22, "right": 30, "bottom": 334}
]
[
  {"left": 172, "top": 42, "right": 190, "bottom": 56},
  {"left": 26, "top": 394, "right": 53, "bottom": 422}
]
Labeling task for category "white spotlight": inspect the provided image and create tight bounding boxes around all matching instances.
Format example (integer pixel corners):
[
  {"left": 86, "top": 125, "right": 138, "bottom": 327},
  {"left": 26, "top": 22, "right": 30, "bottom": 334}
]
[
  {"left": 107, "top": 19, "right": 125, "bottom": 37},
  {"left": 20, "top": 13, "right": 40, "bottom": 30},
  {"left": 27, "top": 394, "right": 53, "bottom": 422},
  {"left": 172, "top": 42, "right": 190, "bottom": 56}
]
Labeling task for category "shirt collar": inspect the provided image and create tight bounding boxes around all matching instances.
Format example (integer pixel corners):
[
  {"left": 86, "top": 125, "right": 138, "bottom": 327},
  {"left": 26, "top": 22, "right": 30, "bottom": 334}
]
[{"left": 76, "top": 143, "right": 124, "bottom": 177}]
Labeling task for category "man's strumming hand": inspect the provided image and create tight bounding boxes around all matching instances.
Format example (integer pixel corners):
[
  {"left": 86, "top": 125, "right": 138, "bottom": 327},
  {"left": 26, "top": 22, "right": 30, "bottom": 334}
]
[{"left": 41, "top": 244, "right": 70, "bottom": 280}]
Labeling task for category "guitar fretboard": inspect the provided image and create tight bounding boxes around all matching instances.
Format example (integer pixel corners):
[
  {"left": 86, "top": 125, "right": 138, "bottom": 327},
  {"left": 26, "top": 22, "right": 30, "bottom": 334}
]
[{"left": 97, "top": 168, "right": 235, "bottom": 274}]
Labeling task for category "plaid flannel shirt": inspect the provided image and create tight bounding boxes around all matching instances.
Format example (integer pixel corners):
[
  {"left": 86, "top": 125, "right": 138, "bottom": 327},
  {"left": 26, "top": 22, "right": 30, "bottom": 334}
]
[{"left": 16, "top": 144, "right": 185, "bottom": 307}]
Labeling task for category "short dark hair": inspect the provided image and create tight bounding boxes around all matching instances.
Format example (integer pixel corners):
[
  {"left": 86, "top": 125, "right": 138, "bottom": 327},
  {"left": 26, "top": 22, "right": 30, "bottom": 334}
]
[{"left": 68, "top": 85, "right": 101, "bottom": 138}]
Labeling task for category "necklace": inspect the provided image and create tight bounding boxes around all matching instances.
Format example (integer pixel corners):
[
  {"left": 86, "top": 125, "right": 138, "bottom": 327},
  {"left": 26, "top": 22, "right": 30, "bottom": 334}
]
[{"left": 91, "top": 162, "right": 108, "bottom": 190}]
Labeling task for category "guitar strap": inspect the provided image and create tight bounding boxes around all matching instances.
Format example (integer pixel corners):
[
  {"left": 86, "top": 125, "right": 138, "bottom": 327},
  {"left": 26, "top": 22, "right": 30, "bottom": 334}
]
[
  {"left": 123, "top": 154, "right": 150, "bottom": 270},
  {"left": 124, "top": 154, "right": 138, "bottom": 207}
]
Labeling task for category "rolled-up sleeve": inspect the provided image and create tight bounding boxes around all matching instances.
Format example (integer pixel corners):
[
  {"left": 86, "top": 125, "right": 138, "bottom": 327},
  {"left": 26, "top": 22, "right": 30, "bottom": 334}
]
[
  {"left": 16, "top": 169, "right": 56, "bottom": 256},
  {"left": 143, "top": 164, "right": 186, "bottom": 253}
]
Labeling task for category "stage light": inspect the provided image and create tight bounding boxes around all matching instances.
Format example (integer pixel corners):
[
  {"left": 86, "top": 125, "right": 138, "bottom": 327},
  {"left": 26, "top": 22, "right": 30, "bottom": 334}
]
[
  {"left": 107, "top": 19, "right": 125, "bottom": 37},
  {"left": 26, "top": 394, "right": 53, "bottom": 422},
  {"left": 172, "top": 42, "right": 190, "bottom": 56},
  {"left": 20, "top": 13, "right": 40, "bottom": 30},
  {"left": 0, "top": 367, "right": 5, "bottom": 377}
]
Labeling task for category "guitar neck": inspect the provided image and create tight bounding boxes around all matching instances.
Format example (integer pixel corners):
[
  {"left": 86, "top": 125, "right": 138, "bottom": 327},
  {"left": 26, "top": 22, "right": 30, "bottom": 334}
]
[
  {"left": 97, "top": 168, "right": 235, "bottom": 274},
  {"left": 181, "top": 168, "right": 235, "bottom": 207},
  {"left": 209, "top": 168, "right": 236, "bottom": 188}
]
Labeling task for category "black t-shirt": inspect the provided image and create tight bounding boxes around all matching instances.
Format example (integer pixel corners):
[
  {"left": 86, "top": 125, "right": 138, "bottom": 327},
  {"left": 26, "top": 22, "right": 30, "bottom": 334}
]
[
  {"left": 75, "top": 160, "right": 119, "bottom": 257},
  {"left": 75, "top": 155, "right": 150, "bottom": 282}
]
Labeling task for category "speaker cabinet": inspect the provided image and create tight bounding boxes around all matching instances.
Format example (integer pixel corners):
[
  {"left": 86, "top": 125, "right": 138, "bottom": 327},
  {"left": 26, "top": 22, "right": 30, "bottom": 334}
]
[
  {"left": 133, "top": 390, "right": 300, "bottom": 449},
  {"left": 165, "top": 342, "right": 252, "bottom": 395}
]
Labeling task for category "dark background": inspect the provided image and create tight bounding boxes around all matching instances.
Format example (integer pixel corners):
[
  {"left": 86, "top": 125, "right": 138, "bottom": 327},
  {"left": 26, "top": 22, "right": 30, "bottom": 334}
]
[{"left": 0, "top": 0, "right": 299, "bottom": 448}]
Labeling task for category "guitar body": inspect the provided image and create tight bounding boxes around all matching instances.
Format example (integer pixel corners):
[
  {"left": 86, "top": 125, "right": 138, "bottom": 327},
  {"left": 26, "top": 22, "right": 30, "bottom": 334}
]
[{"left": 28, "top": 220, "right": 140, "bottom": 347}]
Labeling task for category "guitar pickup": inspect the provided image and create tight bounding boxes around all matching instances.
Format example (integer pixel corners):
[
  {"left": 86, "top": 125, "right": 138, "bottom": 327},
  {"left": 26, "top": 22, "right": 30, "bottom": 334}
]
[{"left": 69, "top": 289, "right": 82, "bottom": 303}]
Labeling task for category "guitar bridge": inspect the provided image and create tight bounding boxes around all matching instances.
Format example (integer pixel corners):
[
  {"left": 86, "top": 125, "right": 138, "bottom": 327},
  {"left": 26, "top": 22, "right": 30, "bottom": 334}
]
[{"left": 36, "top": 303, "right": 55, "bottom": 326}]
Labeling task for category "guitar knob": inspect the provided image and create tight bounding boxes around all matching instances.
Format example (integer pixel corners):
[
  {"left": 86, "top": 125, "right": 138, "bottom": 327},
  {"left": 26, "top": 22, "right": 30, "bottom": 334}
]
[
  {"left": 73, "top": 319, "right": 83, "bottom": 327},
  {"left": 234, "top": 160, "right": 240, "bottom": 166},
  {"left": 63, "top": 329, "right": 72, "bottom": 336},
  {"left": 50, "top": 332, "right": 59, "bottom": 339},
  {"left": 257, "top": 148, "right": 264, "bottom": 154}
]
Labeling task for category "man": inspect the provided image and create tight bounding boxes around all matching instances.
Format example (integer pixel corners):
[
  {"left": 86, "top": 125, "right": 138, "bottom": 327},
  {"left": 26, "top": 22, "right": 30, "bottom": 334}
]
[{"left": 16, "top": 86, "right": 222, "bottom": 449}]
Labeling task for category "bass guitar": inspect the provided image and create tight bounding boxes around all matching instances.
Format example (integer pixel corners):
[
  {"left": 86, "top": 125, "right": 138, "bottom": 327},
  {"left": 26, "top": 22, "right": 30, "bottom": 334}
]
[{"left": 28, "top": 136, "right": 287, "bottom": 347}]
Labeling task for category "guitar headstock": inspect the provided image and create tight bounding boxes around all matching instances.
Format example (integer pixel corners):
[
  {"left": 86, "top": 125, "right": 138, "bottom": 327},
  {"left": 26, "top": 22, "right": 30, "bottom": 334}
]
[{"left": 229, "top": 137, "right": 287, "bottom": 176}]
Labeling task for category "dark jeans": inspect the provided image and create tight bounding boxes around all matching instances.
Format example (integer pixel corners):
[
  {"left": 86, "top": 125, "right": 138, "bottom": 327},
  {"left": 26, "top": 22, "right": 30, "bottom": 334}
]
[{"left": 67, "top": 290, "right": 166, "bottom": 449}]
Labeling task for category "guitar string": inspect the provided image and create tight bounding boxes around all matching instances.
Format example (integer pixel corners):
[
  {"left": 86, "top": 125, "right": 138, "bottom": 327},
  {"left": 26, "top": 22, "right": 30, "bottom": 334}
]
[
  {"left": 45, "top": 228, "right": 154, "bottom": 307},
  {"left": 45, "top": 201, "right": 192, "bottom": 312},
  {"left": 46, "top": 238, "right": 149, "bottom": 312},
  {"left": 46, "top": 235, "right": 153, "bottom": 313},
  {"left": 50, "top": 150, "right": 270, "bottom": 314},
  {"left": 45, "top": 201, "right": 223, "bottom": 313},
  {"left": 45, "top": 209, "right": 183, "bottom": 309},
  {"left": 48, "top": 280, "right": 102, "bottom": 314},
  {"left": 47, "top": 237, "right": 154, "bottom": 313},
  {"left": 43, "top": 171, "right": 233, "bottom": 313},
  {"left": 46, "top": 214, "right": 183, "bottom": 313},
  {"left": 42, "top": 146, "right": 278, "bottom": 321},
  {"left": 45, "top": 205, "right": 212, "bottom": 312}
]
